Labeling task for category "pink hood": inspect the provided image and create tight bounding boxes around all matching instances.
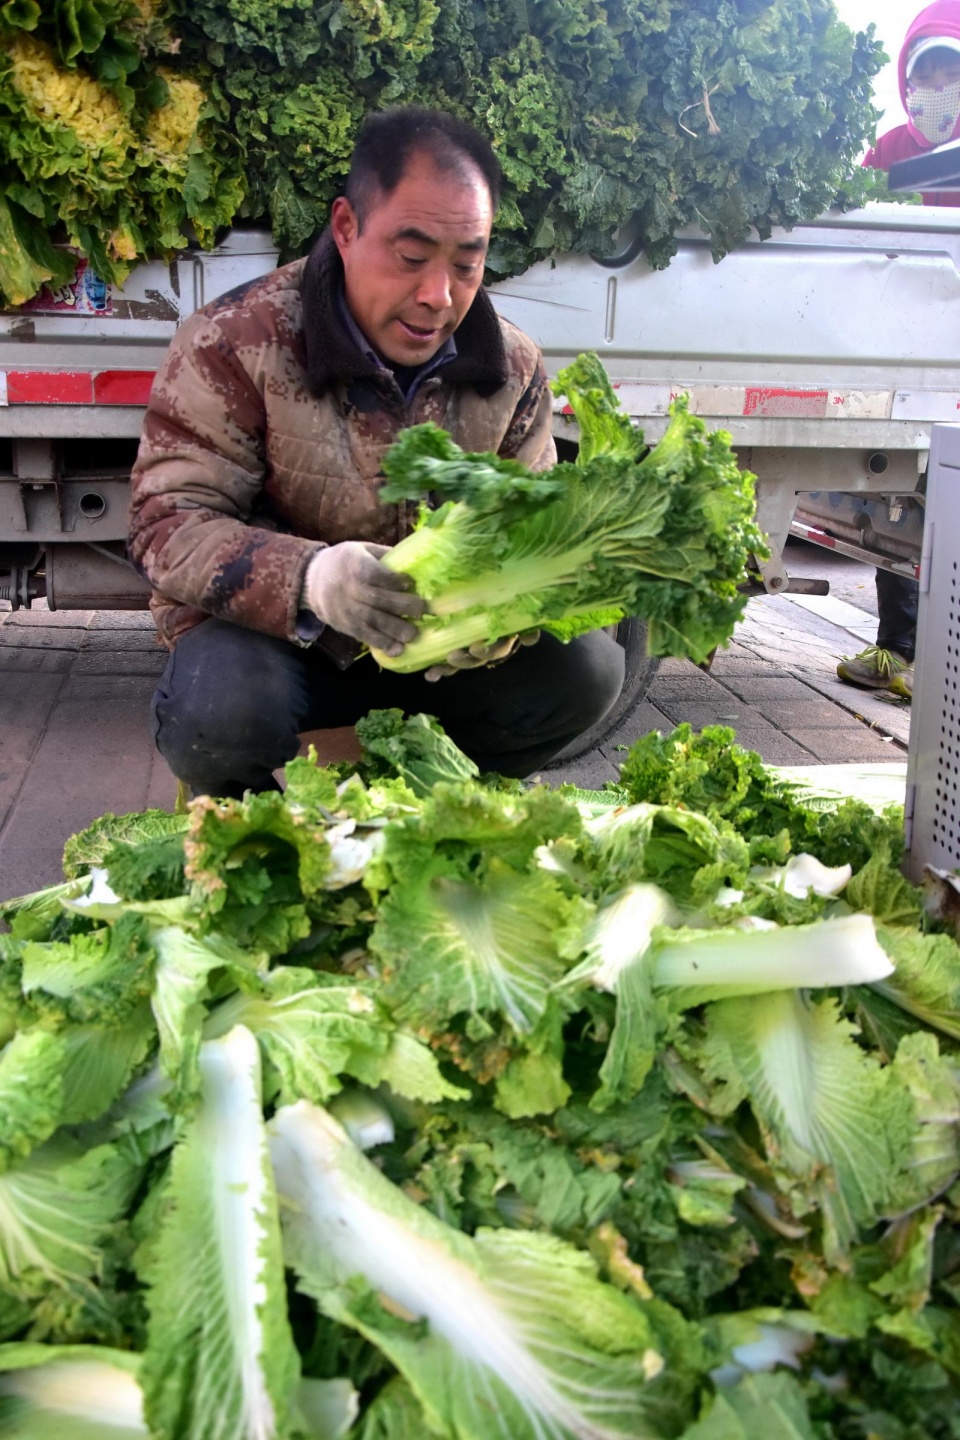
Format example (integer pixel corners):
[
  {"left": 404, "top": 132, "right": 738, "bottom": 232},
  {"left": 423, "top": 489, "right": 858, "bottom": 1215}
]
[{"left": 899, "top": 0, "right": 960, "bottom": 147}]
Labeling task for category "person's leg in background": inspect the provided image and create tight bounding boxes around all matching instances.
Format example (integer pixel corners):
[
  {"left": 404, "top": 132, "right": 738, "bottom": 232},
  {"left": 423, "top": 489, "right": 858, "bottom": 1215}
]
[
  {"left": 836, "top": 567, "right": 917, "bottom": 698},
  {"left": 875, "top": 568, "right": 918, "bottom": 662}
]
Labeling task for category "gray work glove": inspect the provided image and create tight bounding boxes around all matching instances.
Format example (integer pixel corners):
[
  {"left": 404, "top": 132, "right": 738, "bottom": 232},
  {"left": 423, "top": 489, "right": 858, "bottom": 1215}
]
[
  {"left": 302, "top": 542, "right": 426, "bottom": 655},
  {"left": 424, "top": 629, "right": 541, "bottom": 682}
]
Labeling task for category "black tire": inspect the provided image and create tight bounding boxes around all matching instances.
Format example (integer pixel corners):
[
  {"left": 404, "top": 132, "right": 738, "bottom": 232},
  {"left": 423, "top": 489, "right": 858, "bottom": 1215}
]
[{"left": 554, "top": 615, "right": 660, "bottom": 761}]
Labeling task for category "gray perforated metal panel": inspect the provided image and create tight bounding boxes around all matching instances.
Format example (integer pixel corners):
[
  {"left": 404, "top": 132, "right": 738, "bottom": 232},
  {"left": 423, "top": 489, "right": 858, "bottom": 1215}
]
[{"left": 904, "top": 423, "right": 960, "bottom": 881}]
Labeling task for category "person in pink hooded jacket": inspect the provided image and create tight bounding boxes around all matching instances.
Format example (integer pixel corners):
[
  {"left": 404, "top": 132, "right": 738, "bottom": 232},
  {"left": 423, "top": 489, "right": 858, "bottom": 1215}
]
[
  {"left": 837, "top": 0, "right": 960, "bottom": 698},
  {"left": 862, "top": 0, "right": 960, "bottom": 203}
]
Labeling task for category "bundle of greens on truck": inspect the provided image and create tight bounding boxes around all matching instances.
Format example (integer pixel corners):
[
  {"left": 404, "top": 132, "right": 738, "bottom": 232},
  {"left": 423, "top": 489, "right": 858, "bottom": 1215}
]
[{"left": 0, "top": 0, "right": 882, "bottom": 303}]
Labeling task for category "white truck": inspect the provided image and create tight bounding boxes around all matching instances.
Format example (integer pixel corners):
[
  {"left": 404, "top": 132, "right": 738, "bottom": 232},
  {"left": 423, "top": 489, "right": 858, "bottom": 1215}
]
[{"left": 1, "top": 203, "right": 954, "bottom": 746}]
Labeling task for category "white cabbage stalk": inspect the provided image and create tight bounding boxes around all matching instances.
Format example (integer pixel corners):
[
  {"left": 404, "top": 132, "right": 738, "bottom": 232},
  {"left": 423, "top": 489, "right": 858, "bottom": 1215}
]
[
  {"left": 711, "top": 1323, "right": 815, "bottom": 1386},
  {"left": 328, "top": 1090, "right": 395, "bottom": 1149},
  {"left": 653, "top": 912, "right": 894, "bottom": 1004},
  {"left": 324, "top": 820, "right": 385, "bottom": 889},
  {"left": 564, "top": 883, "right": 678, "bottom": 993},
  {"left": 298, "top": 1376, "right": 360, "bottom": 1438},
  {"left": 65, "top": 866, "right": 120, "bottom": 911},
  {"left": 270, "top": 1101, "right": 662, "bottom": 1440},
  {"left": 0, "top": 1348, "right": 358, "bottom": 1440},
  {"left": 752, "top": 854, "right": 852, "bottom": 899},
  {"left": 140, "top": 1025, "right": 300, "bottom": 1440},
  {"left": 0, "top": 1351, "right": 146, "bottom": 1438}
]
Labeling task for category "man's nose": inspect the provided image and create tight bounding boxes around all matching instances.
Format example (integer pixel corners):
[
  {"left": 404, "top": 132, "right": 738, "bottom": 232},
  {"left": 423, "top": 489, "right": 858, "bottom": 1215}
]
[{"left": 415, "top": 266, "right": 452, "bottom": 311}]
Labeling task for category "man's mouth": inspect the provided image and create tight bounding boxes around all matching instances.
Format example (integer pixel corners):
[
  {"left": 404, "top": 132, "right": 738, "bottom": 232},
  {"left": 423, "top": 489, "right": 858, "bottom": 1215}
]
[{"left": 398, "top": 319, "right": 441, "bottom": 341}]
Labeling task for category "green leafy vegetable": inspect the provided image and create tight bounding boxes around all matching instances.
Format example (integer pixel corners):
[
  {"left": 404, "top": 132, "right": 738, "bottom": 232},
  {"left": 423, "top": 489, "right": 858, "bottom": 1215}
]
[
  {"left": 0, "top": 10, "right": 244, "bottom": 305},
  {"left": 0, "top": 713, "right": 956, "bottom": 1439},
  {"left": 174, "top": 0, "right": 884, "bottom": 275},
  {"left": 373, "top": 355, "right": 766, "bottom": 671},
  {"left": 269, "top": 1100, "right": 668, "bottom": 1440}
]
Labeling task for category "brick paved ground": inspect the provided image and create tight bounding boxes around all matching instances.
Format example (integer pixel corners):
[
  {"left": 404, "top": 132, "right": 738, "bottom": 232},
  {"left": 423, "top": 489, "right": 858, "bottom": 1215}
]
[
  {"left": 540, "top": 588, "right": 909, "bottom": 790},
  {"left": 0, "top": 545, "right": 911, "bottom": 901}
]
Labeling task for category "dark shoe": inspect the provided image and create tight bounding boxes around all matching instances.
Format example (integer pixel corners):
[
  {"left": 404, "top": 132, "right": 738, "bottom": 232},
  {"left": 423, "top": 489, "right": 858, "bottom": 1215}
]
[{"left": 837, "top": 645, "right": 912, "bottom": 699}]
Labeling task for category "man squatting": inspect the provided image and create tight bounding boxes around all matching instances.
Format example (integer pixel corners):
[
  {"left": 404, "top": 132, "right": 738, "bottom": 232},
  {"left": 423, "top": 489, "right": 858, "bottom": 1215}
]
[{"left": 129, "top": 107, "right": 624, "bottom": 796}]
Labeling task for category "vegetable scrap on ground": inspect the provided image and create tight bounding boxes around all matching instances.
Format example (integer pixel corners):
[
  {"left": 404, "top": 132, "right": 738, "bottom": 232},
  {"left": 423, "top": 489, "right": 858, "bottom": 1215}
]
[
  {"left": 0, "top": 0, "right": 886, "bottom": 305},
  {"left": 1, "top": 714, "right": 959, "bottom": 1439}
]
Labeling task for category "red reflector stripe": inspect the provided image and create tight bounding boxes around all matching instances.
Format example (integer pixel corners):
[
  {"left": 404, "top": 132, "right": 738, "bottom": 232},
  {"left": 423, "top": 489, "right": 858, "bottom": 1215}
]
[
  {"left": 2, "top": 370, "right": 155, "bottom": 405},
  {"left": 94, "top": 370, "right": 155, "bottom": 405},
  {"left": 743, "top": 387, "right": 829, "bottom": 418},
  {"left": 7, "top": 371, "right": 93, "bottom": 404}
]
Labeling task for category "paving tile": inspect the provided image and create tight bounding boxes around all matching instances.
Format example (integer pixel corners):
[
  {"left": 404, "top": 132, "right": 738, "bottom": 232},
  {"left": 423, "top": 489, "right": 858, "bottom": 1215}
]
[
  {"left": 646, "top": 672, "right": 741, "bottom": 702},
  {"left": 719, "top": 675, "right": 826, "bottom": 702},
  {"left": 784, "top": 727, "right": 903, "bottom": 762},
  {"left": 598, "top": 702, "right": 675, "bottom": 758},
  {"left": 652, "top": 657, "right": 696, "bottom": 678},
  {"left": 2, "top": 608, "right": 93, "bottom": 628},
  {"left": 72, "top": 650, "right": 166, "bottom": 676},
  {"left": 721, "top": 712, "right": 820, "bottom": 757},
  {"left": 540, "top": 751, "right": 620, "bottom": 790},
  {"left": 87, "top": 611, "right": 156, "bottom": 631},
  {"left": 0, "top": 673, "right": 66, "bottom": 827},
  {"left": 748, "top": 698, "right": 869, "bottom": 728},
  {"left": 649, "top": 699, "right": 771, "bottom": 729},
  {"left": 0, "top": 649, "right": 74, "bottom": 673},
  {"left": 732, "top": 730, "right": 820, "bottom": 765},
  {"left": 0, "top": 627, "right": 86, "bottom": 651},
  {"left": 60, "top": 674, "right": 159, "bottom": 701},
  {"left": 144, "top": 748, "right": 180, "bottom": 813},
  {"left": 80, "top": 629, "right": 166, "bottom": 653},
  {"left": 0, "top": 693, "right": 160, "bottom": 900},
  {"left": 792, "top": 674, "right": 912, "bottom": 747},
  {"left": 709, "top": 654, "right": 791, "bottom": 677}
]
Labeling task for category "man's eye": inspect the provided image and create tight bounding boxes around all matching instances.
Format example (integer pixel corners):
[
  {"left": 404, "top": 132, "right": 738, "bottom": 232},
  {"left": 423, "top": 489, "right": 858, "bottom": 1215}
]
[
  {"left": 456, "top": 264, "right": 479, "bottom": 276},
  {"left": 400, "top": 254, "right": 426, "bottom": 267}
]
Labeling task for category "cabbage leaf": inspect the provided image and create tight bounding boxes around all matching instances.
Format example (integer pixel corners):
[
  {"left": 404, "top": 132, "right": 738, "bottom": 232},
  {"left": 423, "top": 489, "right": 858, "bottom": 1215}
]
[{"left": 373, "top": 356, "right": 766, "bottom": 672}]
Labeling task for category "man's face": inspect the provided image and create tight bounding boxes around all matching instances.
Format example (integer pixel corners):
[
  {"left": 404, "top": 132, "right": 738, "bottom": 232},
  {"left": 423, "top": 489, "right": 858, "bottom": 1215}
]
[{"left": 330, "top": 149, "right": 493, "bottom": 367}]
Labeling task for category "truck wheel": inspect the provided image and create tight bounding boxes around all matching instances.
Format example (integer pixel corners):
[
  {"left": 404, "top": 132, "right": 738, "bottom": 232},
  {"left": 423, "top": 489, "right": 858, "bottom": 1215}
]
[{"left": 553, "top": 616, "right": 660, "bottom": 761}]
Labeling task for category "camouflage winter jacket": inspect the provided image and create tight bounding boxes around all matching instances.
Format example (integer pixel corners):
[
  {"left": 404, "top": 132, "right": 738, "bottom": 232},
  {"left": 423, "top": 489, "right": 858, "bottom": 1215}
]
[{"left": 128, "top": 230, "right": 557, "bottom": 649}]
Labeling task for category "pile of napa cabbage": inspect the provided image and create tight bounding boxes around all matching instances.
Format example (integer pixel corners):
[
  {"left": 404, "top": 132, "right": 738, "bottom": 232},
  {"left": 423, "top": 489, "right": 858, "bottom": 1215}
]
[{"left": 0, "top": 715, "right": 958, "bottom": 1439}]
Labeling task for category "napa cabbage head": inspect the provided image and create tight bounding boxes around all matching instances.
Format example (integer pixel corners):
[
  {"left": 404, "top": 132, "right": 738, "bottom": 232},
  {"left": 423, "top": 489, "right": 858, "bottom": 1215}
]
[{"left": 371, "top": 354, "right": 766, "bottom": 672}]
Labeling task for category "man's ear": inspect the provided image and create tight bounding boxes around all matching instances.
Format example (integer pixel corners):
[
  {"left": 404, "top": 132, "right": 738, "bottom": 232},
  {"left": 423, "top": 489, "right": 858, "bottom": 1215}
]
[{"left": 330, "top": 196, "right": 358, "bottom": 257}]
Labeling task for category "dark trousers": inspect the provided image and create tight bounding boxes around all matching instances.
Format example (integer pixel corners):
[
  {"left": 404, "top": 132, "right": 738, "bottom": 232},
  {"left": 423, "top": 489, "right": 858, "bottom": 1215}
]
[
  {"left": 876, "top": 569, "right": 918, "bottom": 662},
  {"left": 151, "top": 620, "right": 625, "bottom": 796}
]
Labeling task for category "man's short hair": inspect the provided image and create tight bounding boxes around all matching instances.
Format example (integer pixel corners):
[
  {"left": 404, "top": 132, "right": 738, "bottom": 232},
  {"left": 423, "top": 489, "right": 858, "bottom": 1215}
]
[{"left": 346, "top": 107, "right": 502, "bottom": 226}]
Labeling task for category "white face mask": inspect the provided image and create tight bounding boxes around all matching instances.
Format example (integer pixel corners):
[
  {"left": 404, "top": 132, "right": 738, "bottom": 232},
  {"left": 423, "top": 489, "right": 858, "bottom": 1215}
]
[{"left": 907, "top": 78, "right": 960, "bottom": 144}]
